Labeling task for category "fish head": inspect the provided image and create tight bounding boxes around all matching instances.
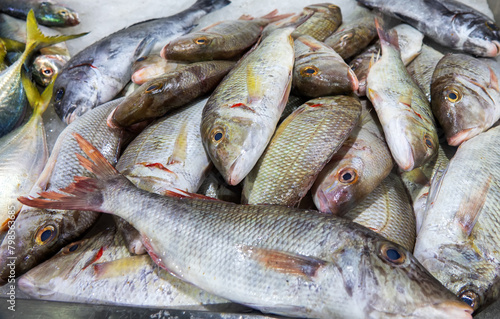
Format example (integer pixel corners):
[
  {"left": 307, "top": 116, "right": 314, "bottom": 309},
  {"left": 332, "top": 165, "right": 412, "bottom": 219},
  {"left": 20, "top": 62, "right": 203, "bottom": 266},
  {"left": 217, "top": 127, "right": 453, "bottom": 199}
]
[
  {"left": 18, "top": 228, "right": 115, "bottom": 299},
  {"left": 161, "top": 33, "right": 223, "bottom": 61},
  {"left": 0, "top": 207, "right": 95, "bottom": 284},
  {"left": 312, "top": 156, "right": 365, "bottom": 215},
  {"left": 52, "top": 64, "right": 101, "bottom": 124},
  {"left": 453, "top": 13, "right": 500, "bottom": 57},
  {"left": 431, "top": 54, "right": 500, "bottom": 146},
  {"left": 202, "top": 115, "right": 264, "bottom": 186},
  {"left": 31, "top": 55, "right": 68, "bottom": 87},
  {"left": 293, "top": 60, "right": 358, "bottom": 97},
  {"left": 346, "top": 236, "right": 473, "bottom": 318},
  {"left": 37, "top": 2, "right": 80, "bottom": 27}
]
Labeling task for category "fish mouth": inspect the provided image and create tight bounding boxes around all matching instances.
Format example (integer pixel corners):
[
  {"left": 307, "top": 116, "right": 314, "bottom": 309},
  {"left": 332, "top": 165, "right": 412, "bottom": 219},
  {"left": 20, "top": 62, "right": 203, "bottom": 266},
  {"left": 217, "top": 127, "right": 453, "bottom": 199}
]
[
  {"left": 432, "top": 300, "right": 473, "bottom": 318},
  {"left": 226, "top": 154, "right": 245, "bottom": 186},
  {"left": 160, "top": 44, "right": 169, "bottom": 60},
  {"left": 348, "top": 68, "right": 359, "bottom": 92},
  {"left": 18, "top": 275, "right": 55, "bottom": 298},
  {"left": 488, "top": 40, "right": 500, "bottom": 57},
  {"left": 65, "top": 13, "right": 80, "bottom": 26},
  {"left": 394, "top": 137, "right": 415, "bottom": 171},
  {"left": 447, "top": 127, "right": 480, "bottom": 146},
  {"left": 312, "top": 189, "right": 333, "bottom": 214}
]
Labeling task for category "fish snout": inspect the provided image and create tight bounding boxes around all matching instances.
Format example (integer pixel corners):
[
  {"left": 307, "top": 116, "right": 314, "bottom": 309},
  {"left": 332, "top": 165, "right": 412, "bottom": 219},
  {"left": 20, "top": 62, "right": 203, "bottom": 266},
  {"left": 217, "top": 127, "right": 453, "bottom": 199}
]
[
  {"left": 490, "top": 40, "right": 500, "bottom": 57},
  {"left": 160, "top": 44, "right": 169, "bottom": 60},
  {"left": 66, "top": 13, "right": 80, "bottom": 26},
  {"left": 348, "top": 68, "right": 359, "bottom": 92},
  {"left": 433, "top": 299, "right": 474, "bottom": 319},
  {"left": 446, "top": 127, "right": 479, "bottom": 146}
]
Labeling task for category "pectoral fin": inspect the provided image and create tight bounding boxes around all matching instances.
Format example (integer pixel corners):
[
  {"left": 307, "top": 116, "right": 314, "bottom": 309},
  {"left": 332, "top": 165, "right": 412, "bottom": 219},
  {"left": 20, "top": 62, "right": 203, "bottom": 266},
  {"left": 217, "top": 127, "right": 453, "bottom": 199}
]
[
  {"left": 455, "top": 177, "right": 491, "bottom": 237},
  {"left": 93, "top": 255, "right": 151, "bottom": 279}
]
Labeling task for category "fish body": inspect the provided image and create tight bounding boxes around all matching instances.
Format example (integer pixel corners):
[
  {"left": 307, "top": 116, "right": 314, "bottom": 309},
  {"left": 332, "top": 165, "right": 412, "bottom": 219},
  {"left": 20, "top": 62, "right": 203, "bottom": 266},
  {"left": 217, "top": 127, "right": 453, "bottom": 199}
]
[
  {"left": 18, "top": 226, "right": 233, "bottom": 308},
  {"left": 414, "top": 125, "right": 500, "bottom": 311},
  {"left": 18, "top": 135, "right": 474, "bottom": 319},
  {"left": 293, "top": 35, "right": 358, "bottom": 97},
  {"left": 356, "top": 0, "right": 500, "bottom": 57},
  {"left": 201, "top": 27, "right": 295, "bottom": 185},
  {"left": 324, "top": 6, "right": 377, "bottom": 60},
  {"left": 131, "top": 55, "right": 188, "bottom": 85},
  {"left": 110, "top": 60, "right": 235, "bottom": 127},
  {"left": 312, "top": 104, "right": 394, "bottom": 215},
  {"left": 242, "top": 96, "right": 361, "bottom": 206},
  {"left": 0, "top": 98, "right": 124, "bottom": 284},
  {"left": 350, "top": 24, "right": 424, "bottom": 96},
  {"left": 344, "top": 172, "right": 416, "bottom": 252},
  {"left": 407, "top": 44, "right": 444, "bottom": 102},
  {"left": 161, "top": 10, "right": 290, "bottom": 62},
  {"left": 52, "top": 0, "right": 230, "bottom": 124},
  {"left": 366, "top": 21, "right": 438, "bottom": 171},
  {"left": 430, "top": 53, "right": 500, "bottom": 146},
  {"left": 0, "top": 0, "right": 79, "bottom": 27}
]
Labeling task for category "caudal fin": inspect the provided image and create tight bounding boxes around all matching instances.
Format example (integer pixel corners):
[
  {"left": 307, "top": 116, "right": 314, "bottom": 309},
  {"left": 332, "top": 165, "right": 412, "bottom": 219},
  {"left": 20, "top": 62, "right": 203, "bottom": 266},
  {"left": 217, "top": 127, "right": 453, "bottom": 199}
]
[
  {"left": 374, "top": 18, "right": 399, "bottom": 52},
  {"left": 18, "top": 133, "right": 122, "bottom": 212},
  {"left": 21, "top": 70, "right": 55, "bottom": 117}
]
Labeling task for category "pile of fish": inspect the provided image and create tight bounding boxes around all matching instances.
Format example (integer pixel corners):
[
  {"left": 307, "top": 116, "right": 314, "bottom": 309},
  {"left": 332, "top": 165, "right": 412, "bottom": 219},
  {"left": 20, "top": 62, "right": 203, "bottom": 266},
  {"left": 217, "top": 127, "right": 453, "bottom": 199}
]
[{"left": 1, "top": 0, "right": 500, "bottom": 317}]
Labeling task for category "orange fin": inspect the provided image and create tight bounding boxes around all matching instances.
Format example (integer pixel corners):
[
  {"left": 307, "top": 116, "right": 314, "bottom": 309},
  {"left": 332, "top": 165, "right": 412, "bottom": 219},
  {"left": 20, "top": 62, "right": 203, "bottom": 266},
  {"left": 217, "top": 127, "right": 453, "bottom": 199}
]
[
  {"left": 238, "top": 14, "right": 254, "bottom": 21},
  {"left": 94, "top": 255, "right": 151, "bottom": 279},
  {"left": 200, "top": 20, "right": 225, "bottom": 31},
  {"left": 240, "top": 245, "right": 326, "bottom": 280},
  {"left": 258, "top": 9, "right": 294, "bottom": 23},
  {"left": 455, "top": 177, "right": 491, "bottom": 237},
  {"left": 488, "top": 66, "right": 500, "bottom": 92},
  {"left": 164, "top": 188, "right": 222, "bottom": 201},
  {"left": 297, "top": 35, "right": 323, "bottom": 51}
]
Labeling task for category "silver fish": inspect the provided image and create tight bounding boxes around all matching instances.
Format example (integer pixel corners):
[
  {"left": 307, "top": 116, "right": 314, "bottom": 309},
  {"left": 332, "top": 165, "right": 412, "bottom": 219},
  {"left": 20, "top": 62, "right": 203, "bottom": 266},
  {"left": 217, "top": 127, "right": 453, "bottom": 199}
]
[{"left": 407, "top": 44, "right": 444, "bottom": 102}]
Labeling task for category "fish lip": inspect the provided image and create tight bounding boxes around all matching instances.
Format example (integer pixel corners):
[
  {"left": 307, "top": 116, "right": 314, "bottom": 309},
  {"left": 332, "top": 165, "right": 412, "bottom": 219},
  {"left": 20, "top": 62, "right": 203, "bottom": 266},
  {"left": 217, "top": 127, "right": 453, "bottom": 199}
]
[
  {"left": 348, "top": 68, "right": 359, "bottom": 92},
  {"left": 160, "top": 44, "right": 169, "bottom": 60},
  {"left": 432, "top": 300, "right": 473, "bottom": 318},
  {"left": 447, "top": 127, "right": 478, "bottom": 146},
  {"left": 18, "top": 274, "right": 55, "bottom": 298},
  {"left": 226, "top": 153, "right": 244, "bottom": 186},
  {"left": 490, "top": 40, "right": 500, "bottom": 57},
  {"left": 395, "top": 135, "right": 415, "bottom": 171},
  {"left": 106, "top": 106, "right": 121, "bottom": 129}
]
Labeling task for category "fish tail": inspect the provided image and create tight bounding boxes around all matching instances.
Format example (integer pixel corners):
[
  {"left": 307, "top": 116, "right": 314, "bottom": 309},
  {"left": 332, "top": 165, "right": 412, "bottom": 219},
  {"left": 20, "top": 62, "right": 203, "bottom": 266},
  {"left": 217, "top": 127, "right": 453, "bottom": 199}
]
[
  {"left": 18, "top": 133, "right": 125, "bottom": 213},
  {"left": 21, "top": 70, "right": 55, "bottom": 117},
  {"left": 258, "top": 9, "right": 294, "bottom": 23},
  {"left": 25, "top": 10, "right": 87, "bottom": 55},
  {"left": 374, "top": 18, "right": 399, "bottom": 52}
]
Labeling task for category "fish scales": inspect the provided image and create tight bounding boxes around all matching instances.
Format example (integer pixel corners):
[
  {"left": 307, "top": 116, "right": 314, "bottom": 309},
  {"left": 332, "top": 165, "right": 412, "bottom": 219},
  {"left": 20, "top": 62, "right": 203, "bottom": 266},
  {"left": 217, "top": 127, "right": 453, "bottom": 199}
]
[
  {"left": 414, "top": 125, "right": 500, "bottom": 311},
  {"left": 407, "top": 44, "right": 444, "bottom": 102},
  {"left": 242, "top": 96, "right": 361, "bottom": 206}
]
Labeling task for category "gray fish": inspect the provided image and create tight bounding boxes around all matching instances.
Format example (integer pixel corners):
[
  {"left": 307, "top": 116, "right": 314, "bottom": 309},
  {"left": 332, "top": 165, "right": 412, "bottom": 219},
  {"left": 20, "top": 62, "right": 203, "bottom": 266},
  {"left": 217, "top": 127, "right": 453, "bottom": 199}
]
[
  {"left": 18, "top": 134, "right": 474, "bottom": 319},
  {"left": 0, "top": 0, "right": 79, "bottom": 27},
  {"left": 0, "top": 98, "right": 124, "bottom": 284},
  {"left": 52, "top": 0, "right": 230, "bottom": 124},
  {"left": 356, "top": 0, "right": 500, "bottom": 57}
]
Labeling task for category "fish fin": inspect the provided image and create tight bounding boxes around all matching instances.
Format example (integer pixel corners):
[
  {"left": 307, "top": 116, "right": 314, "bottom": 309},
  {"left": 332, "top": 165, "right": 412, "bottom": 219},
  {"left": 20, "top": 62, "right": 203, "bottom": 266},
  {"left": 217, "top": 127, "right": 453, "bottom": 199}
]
[
  {"left": 200, "top": 20, "right": 225, "bottom": 30},
  {"left": 455, "top": 177, "right": 491, "bottom": 237},
  {"left": 93, "top": 255, "right": 151, "bottom": 279},
  {"left": 18, "top": 133, "right": 124, "bottom": 212},
  {"left": 0, "top": 38, "right": 25, "bottom": 52},
  {"left": 246, "top": 64, "right": 264, "bottom": 104},
  {"left": 425, "top": 162, "right": 449, "bottom": 211},
  {"left": 297, "top": 35, "right": 323, "bottom": 51},
  {"left": 164, "top": 188, "right": 222, "bottom": 201},
  {"left": 21, "top": 69, "right": 55, "bottom": 117},
  {"left": 141, "top": 234, "right": 172, "bottom": 272},
  {"left": 258, "top": 9, "right": 294, "bottom": 23},
  {"left": 134, "top": 36, "right": 156, "bottom": 61},
  {"left": 367, "top": 88, "right": 383, "bottom": 105},
  {"left": 167, "top": 122, "right": 189, "bottom": 165},
  {"left": 138, "top": 162, "right": 178, "bottom": 177},
  {"left": 374, "top": 18, "right": 399, "bottom": 52},
  {"left": 240, "top": 245, "right": 326, "bottom": 280},
  {"left": 398, "top": 95, "right": 412, "bottom": 108},
  {"left": 488, "top": 66, "right": 500, "bottom": 92},
  {"left": 25, "top": 10, "right": 87, "bottom": 55}
]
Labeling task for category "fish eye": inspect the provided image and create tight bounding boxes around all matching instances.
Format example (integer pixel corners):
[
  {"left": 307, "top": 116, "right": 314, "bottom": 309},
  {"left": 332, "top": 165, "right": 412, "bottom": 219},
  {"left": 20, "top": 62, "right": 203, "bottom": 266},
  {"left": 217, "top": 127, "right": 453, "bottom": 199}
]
[
  {"left": 338, "top": 168, "right": 357, "bottom": 184},
  {"left": 300, "top": 66, "right": 319, "bottom": 77},
  {"left": 341, "top": 33, "right": 352, "bottom": 41},
  {"left": 59, "top": 10, "right": 68, "bottom": 16},
  {"left": 445, "top": 87, "right": 461, "bottom": 103},
  {"left": 379, "top": 243, "right": 406, "bottom": 265},
  {"left": 42, "top": 68, "right": 53, "bottom": 76},
  {"left": 459, "top": 290, "right": 479, "bottom": 310},
  {"left": 485, "top": 21, "right": 499, "bottom": 31},
  {"left": 61, "top": 239, "right": 87, "bottom": 255},
  {"left": 35, "top": 224, "right": 58, "bottom": 246},
  {"left": 55, "top": 88, "right": 65, "bottom": 101},
  {"left": 195, "top": 37, "right": 209, "bottom": 45},
  {"left": 145, "top": 84, "right": 161, "bottom": 93},
  {"left": 136, "top": 56, "right": 147, "bottom": 62},
  {"left": 211, "top": 127, "right": 225, "bottom": 143},
  {"left": 424, "top": 134, "right": 434, "bottom": 149}
]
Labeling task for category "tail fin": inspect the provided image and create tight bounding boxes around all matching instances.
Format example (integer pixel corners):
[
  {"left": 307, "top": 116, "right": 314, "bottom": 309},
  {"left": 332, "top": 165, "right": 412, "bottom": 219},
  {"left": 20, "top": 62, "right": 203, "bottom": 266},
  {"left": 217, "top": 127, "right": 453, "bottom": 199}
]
[
  {"left": 21, "top": 70, "right": 55, "bottom": 117},
  {"left": 374, "top": 18, "right": 399, "bottom": 52},
  {"left": 18, "top": 133, "right": 121, "bottom": 212},
  {"left": 258, "top": 10, "right": 294, "bottom": 24},
  {"left": 25, "top": 10, "right": 87, "bottom": 55}
]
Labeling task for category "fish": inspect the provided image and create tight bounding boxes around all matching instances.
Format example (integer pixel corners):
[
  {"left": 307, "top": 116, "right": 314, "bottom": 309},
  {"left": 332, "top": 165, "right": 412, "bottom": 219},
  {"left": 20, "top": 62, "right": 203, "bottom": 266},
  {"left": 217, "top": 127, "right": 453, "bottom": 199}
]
[
  {"left": 31, "top": 54, "right": 68, "bottom": 86},
  {"left": 413, "top": 125, "right": 500, "bottom": 312},
  {"left": 366, "top": 20, "right": 438, "bottom": 172},
  {"left": 161, "top": 10, "right": 292, "bottom": 62},
  {"left": 0, "top": 97, "right": 125, "bottom": 284},
  {"left": 407, "top": 44, "right": 444, "bottom": 102},
  {"left": 52, "top": 0, "right": 231, "bottom": 124},
  {"left": 18, "top": 226, "right": 235, "bottom": 309},
  {"left": 279, "top": 94, "right": 308, "bottom": 123},
  {"left": 0, "top": 72, "right": 52, "bottom": 233},
  {"left": 0, "top": 10, "right": 85, "bottom": 137},
  {"left": 399, "top": 145, "right": 450, "bottom": 234},
  {"left": 262, "top": 3, "right": 342, "bottom": 42},
  {"left": 131, "top": 55, "right": 188, "bottom": 85},
  {"left": 242, "top": 96, "right": 361, "bottom": 206},
  {"left": 356, "top": 0, "right": 500, "bottom": 57},
  {"left": 197, "top": 168, "right": 242, "bottom": 203},
  {"left": 323, "top": 6, "right": 377, "bottom": 60},
  {"left": 430, "top": 53, "right": 500, "bottom": 146},
  {"left": 344, "top": 172, "right": 416, "bottom": 252},
  {"left": 201, "top": 27, "right": 295, "bottom": 186},
  {"left": 292, "top": 35, "right": 358, "bottom": 98},
  {"left": 18, "top": 133, "right": 474, "bottom": 319},
  {"left": 0, "top": 0, "right": 79, "bottom": 27},
  {"left": 350, "top": 23, "right": 424, "bottom": 96},
  {"left": 312, "top": 103, "right": 394, "bottom": 216},
  {"left": 108, "top": 60, "right": 235, "bottom": 128}
]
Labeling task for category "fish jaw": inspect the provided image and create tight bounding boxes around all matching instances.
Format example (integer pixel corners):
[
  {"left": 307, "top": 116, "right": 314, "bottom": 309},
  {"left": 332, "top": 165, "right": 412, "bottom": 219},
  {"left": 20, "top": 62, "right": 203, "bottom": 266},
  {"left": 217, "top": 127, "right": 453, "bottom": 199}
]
[
  {"left": 447, "top": 127, "right": 482, "bottom": 146},
  {"left": 409, "top": 300, "right": 473, "bottom": 319},
  {"left": 18, "top": 274, "right": 57, "bottom": 299}
]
